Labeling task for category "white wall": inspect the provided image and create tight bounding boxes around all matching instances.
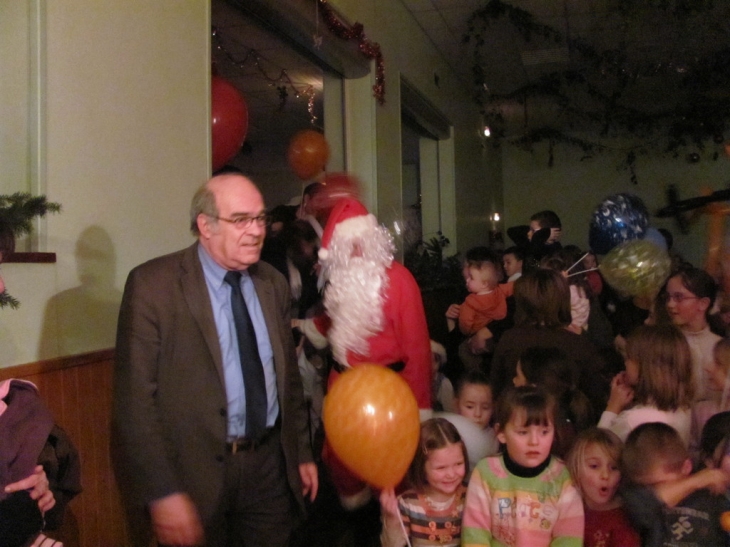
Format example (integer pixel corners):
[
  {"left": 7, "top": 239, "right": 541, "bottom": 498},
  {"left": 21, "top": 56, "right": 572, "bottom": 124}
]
[
  {"left": 330, "top": 0, "right": 498, "bottom": 255},
  {"left": 502, "top": 141, "right": 727, "bottom": 266},
  {"left": 1, "top": 2, "right": 210, "bottom": 367}
]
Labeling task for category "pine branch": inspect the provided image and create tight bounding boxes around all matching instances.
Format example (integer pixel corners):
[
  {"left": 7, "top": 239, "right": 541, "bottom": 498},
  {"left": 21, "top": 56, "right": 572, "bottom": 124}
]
[{"left": 0, "top": 193, "right": 62, "bottom": 237}]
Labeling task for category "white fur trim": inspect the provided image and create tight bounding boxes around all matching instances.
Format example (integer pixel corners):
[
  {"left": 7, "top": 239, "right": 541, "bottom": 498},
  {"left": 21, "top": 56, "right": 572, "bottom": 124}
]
[
  {"left": 299, "top": 318, "right": 329, "bottom": 350},
  {"left": 339, "top": 486, "right": 372, "bottom": 510},
  {"left": 419, "top": 408, "right": 434, "bottom": 422},
  {"left": 318, "top": 248, "right": 329, "bottom": 261}
]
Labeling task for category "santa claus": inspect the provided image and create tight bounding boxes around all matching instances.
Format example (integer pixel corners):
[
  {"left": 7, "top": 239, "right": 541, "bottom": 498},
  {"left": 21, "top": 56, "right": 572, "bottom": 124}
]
[{"left": 297, "top": 185, "right": 432, "bottom": 508}]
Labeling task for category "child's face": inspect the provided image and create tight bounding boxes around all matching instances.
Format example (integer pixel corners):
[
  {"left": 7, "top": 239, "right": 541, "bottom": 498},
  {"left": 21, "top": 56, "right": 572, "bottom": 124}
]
[
  {"left": 502, "top": 254, "right": 522, "bottom": 278},
  {"left": 497, "top": 410, "right": 554, "bottom": 468},
  {"left": 578, "top": 444, "right": 621, "bottom": 511},
  {"left": 456, "top": 383, "right": 493, "bottom": 430},
  {"left": 706, "top": 354, "right": 729, "bottom": 393},
  {"left": 424, "top": 442, "right": 466, "bottom": 500},
  {"left": 583, "top": 253, "right": 597, "bottom": 270},
  {"left": 512, "top": 361, "right": 528, "bottom": 387},
  {"left": 465, "top": 265, "right": 497, "bottom": 294},
  {"left": 665, "top": 275, "right": 709, "bottom": 329}
]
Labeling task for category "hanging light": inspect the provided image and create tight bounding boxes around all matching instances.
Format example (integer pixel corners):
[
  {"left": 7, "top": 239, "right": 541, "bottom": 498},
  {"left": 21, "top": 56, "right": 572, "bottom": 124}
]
[{"left": 483, "top": 126, "right": 491, "bottom": 138}]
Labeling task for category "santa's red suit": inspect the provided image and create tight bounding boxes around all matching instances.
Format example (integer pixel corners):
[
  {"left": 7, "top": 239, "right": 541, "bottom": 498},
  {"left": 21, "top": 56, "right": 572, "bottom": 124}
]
[{"left": 299, "top": 192, "right": 432, "bottom": 507}]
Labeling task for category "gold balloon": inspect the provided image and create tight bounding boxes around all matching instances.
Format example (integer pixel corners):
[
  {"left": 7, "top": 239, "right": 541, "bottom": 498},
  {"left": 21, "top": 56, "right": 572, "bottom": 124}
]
[
  {"left": 599, "top": 239, "right": 671, "bottom": 297},
  {"left": 323, "top": 365, "right": 420, "bottom": 489}
]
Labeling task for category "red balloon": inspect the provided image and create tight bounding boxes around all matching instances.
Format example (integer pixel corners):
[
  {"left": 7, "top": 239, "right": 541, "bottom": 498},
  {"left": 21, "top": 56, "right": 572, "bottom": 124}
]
[
  {"left": 287, "top": 130, "right": 330, "bottom": 180},
  {"left": 211, "top": 75, "right": 248, "bottom": 172}
]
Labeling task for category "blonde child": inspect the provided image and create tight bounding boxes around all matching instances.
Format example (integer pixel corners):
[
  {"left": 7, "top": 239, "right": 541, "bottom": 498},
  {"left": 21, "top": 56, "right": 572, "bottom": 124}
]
[
  {"left": 621, "top": 422, "right": 730, "bottom": 547},
  {"left": 462, "top": 386, "right": 584, "bottom": 547},
  {"left": 457, "top": 259, "right": 508, "bottom": 337},
  {"left": 379, "top": 418, "right": 468, "bottom": 547},
  {"left": 690, "top": 338, "right": 730, "bottom": 458},
  {"left": 566, "top": 428, "right": 640, "bottom": 547},
  {"left": 598, "top": 324, "right": 695, "bottom": 445}
]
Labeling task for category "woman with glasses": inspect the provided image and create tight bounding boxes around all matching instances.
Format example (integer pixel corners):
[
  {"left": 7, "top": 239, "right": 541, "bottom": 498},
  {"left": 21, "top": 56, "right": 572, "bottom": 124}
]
[{"left": 664, "top": 266, "right": 721, "bottom": 401}]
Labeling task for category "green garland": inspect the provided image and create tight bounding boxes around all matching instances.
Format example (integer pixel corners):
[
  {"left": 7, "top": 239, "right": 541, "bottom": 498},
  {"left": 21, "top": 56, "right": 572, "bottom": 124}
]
[
  {"left": 465, "top": 0, "right": 730, "bottom": 178},
  {"left": 0, "top": 192, "right": 61, "bottom": 309}
]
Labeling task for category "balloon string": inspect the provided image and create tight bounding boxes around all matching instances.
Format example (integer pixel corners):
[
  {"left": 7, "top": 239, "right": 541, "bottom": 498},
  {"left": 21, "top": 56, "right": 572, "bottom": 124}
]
[
  {"left": 566, "top": 252, "right": 589, "bottom": 274},
  {"left": 567, "top": 267, "right": 599, "bottom": 278},
  {"left": 398, "top": 512, "right": 413, "bottom": 547}
]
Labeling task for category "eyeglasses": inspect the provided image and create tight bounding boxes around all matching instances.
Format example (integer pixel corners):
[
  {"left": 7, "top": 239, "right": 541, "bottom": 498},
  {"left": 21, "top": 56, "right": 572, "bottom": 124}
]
[
  {"left": 664, "top": 292, "right": 700, "bottom": 304},
  {"left": 212, "top": 213, "right": 271, "bottom": 230}
]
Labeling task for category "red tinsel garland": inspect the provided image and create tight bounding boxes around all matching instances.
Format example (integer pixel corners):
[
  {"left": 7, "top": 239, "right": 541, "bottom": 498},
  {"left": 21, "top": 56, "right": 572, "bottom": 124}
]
[{"left": 317, "top": 0, "right": 385, "bottom": 105}]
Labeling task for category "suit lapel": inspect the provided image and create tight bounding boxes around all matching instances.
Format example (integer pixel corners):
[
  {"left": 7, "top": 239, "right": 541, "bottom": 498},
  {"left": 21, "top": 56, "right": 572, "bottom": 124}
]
[{"left": 180, "top": 243, "right": 226, "bottom": 388}]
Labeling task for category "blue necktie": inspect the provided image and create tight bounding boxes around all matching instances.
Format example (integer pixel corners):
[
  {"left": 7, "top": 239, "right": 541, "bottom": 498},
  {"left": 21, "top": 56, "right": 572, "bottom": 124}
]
[{"left": 224, "top": 271, "right": 268, "bottom": 440}]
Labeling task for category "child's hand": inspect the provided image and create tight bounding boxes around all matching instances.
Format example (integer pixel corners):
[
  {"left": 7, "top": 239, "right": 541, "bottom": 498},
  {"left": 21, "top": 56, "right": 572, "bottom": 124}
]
[
  {"left": 379, "top": 488, "right": 400, "bottom": 521},
  {"left": 445, "top": 304, "right": 461, "bottom": 319},
  {"left": 700, "top": 468, "right": 730, "bottom": 495},
  {"left": 606, "top": 372, "right": 634, "bottom": 413}
]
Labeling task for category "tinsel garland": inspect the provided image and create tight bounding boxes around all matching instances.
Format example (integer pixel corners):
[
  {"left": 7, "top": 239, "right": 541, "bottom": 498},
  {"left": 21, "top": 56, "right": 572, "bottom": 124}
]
[
  {"left": 465, "top": 0, "right": 730, "bottom": 179},
  {"left": 212, "top": 27, "right": 318, "bottom": 124},
  {"left": 317, "top": 0, "right": 386, "bottom": 105}
]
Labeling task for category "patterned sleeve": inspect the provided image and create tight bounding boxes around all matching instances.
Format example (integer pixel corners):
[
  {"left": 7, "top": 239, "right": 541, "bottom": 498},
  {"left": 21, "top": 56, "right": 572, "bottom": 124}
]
[
  {"left": 461, "top": 464, "right": 494, "bottom": 547},
  {"left": 549, "top": 474, "right": 585, "bottom": 547}
]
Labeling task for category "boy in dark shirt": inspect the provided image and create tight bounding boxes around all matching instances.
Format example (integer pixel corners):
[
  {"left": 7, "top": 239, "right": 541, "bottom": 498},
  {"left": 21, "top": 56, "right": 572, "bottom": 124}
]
[{"left": 621, "top": 422, "right": 730, "bottom": 547}]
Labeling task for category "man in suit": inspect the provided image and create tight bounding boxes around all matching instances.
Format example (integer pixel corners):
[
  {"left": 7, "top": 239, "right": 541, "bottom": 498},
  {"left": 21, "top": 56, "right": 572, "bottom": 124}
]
[{"left": 113, "top": 173, "right": 317, "bottom": 547}]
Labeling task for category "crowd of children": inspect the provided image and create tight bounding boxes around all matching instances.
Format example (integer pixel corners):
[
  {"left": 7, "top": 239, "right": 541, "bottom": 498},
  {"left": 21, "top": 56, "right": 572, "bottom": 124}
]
[{"left": 372, "top": 207, "right": 730, "bottom": 547}]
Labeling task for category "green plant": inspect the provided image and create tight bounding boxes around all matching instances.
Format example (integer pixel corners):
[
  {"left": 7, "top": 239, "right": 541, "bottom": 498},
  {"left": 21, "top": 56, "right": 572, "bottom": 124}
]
[
  {"left": 404, "top": 237, "right": 463, "bottom": 293},
  {"left": 0, "top": 192, "right": 62, "bottom": 309}
]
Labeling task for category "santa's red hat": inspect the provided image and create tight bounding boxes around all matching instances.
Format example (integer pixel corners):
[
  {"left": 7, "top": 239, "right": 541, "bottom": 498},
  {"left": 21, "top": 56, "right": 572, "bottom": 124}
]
[{"left": 318, "top": 197, "right": 369, "bottom": 261}]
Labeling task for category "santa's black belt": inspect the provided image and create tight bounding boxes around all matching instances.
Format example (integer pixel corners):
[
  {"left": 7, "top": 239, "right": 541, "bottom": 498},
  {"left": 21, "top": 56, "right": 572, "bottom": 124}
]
[{"left": 331, "top": 361, "right": 405, "bottom": 374}]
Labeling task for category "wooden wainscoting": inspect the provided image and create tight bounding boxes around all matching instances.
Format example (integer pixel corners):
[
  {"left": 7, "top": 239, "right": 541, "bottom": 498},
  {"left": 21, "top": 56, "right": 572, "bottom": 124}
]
[{"left": 1, "top": 349, "right": 130, "bottom": 547}]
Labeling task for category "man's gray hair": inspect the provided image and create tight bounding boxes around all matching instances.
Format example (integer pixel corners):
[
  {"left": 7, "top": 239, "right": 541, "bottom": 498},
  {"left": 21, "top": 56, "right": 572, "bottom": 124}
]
[{"left": 190, "top": 182, "right": 219, "bottom": 236}]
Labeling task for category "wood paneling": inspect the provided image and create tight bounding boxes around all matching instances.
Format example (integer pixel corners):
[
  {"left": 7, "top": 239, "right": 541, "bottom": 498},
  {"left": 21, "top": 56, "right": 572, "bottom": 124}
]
[{"left": 1, "top": 349, "right": 130, "bottom": 547}]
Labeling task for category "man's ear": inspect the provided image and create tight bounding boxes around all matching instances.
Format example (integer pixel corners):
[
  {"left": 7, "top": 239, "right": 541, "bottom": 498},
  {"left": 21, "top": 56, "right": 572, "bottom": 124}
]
[{"left": 197, "top": 214, "right": 213, "bottom": 239}]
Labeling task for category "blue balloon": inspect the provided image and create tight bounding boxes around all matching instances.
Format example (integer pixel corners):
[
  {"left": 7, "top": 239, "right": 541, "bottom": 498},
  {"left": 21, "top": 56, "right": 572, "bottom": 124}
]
[
  {"left": 643, "top": 227, "right": 668, "bottom": 251},
  {"left": 589, "top": 193, "right": 649, "bottom": 255}
]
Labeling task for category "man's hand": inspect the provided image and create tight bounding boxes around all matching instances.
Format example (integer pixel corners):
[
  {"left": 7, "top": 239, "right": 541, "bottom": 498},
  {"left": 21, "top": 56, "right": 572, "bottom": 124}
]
[
  {"left": 5, "top": 465, "right": 55, "bottom": 514},
  {"left": 299, "top": 462, "right": 319, "bottom": 502},
  {"left": 149, "top": 493, "right": 204, "bottom": 546}
]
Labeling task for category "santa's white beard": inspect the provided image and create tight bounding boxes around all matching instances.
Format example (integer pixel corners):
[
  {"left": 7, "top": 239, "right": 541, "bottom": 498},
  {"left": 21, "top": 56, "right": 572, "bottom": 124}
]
[{"left": 321, "top": 220, "right": 394, "bottom": 366}]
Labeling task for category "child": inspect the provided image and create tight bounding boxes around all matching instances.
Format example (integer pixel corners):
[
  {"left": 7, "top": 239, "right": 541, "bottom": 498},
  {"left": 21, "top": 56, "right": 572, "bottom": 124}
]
[
  {"left": 698, "top": 411, "right": 730, "bottom": 473},
  {"left": 598, "top": 324, "right": 695, "bottom": 445},
  {"left": 528, "top": 210, "right": 562, "bottom": 246},
  {"left": 502, "top": 247, "right": 524, "bottom": 283},
  {"left": 621, "top": 422, "right": 730, "bottom": 547},
  {"left": 514, "top": 346, "right": 594, "bottom": 457},
  {"left": 457, "top": 258, "right": 508, "bottom": 337},
  {"left": 379, "top": 418, "right": 468, "bottom": 547},
  {"left": 566, "top": 428, "right": 641, "bottom": 547},
  {"left": 462, "top": 386, "right": 584, "bottom": 547},
  {"left": 452, "top": 370, "right": 499, "bottom": 466},
  {"left": 431, "top": 340, "right": 456, "bottom": 413},
  {"left": 691, "top": 338, "right": 730, "bottom": 458}
]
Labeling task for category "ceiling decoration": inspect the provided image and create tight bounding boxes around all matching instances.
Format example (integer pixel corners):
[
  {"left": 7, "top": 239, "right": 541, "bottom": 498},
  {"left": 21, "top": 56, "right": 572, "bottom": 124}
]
[{"left": 462, "top": 0, "right": 730, "bottom": 178}]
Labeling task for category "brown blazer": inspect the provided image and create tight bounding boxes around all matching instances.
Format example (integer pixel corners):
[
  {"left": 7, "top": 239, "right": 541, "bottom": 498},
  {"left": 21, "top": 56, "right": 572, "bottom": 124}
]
[{"left": 112, "top": 243, "right": 312, "bottom": 523}]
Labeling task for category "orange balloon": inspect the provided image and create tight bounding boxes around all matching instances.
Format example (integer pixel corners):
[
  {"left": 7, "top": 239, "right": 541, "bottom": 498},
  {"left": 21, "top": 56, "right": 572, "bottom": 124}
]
[
  {"left": 722, "top": 511, "right": 730, "bottom": 532},
  {"left": 287, "top": 130, "right": 330, "bottom": 180},
  {"left": 323, "top": 365, "right": 420, "bottom": 489}
]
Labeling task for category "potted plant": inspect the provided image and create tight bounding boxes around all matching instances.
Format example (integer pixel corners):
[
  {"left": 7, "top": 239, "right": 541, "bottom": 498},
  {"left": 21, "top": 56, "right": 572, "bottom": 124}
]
[{"left": 0, "top": 192, "right": 61, "bottom": 309}]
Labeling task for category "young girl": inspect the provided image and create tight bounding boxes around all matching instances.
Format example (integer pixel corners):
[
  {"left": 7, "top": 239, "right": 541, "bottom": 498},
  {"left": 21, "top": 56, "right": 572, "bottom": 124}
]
[
  {"left": 598, "top": 324, "right": 695, "bottom": 445},
  {"left": 567, "top": 428, "right": 641, "bottom": 547},
  {"left": 664, "top": 267, "right": 721, "bottom": 401},
  {"left": 379, "top": 418, "right": 468, "bottom": 547},
  {"left": 461, "top": 386, "right": 584, "bottom": 547},
  {"left": 450, "top": 370, "right": 500, "bottom": 470},
  {"left": 514, "top": 346, "right": 594, "bottom": 458},
  {"left": 691, "top": 338, "right": 730, "bottom": 456}
]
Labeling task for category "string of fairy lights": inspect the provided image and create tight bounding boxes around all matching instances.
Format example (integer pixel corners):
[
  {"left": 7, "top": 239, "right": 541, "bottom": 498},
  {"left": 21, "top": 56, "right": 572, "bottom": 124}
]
[{"left": 211, "top": 26, "right": 319, "bottom": 125}]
